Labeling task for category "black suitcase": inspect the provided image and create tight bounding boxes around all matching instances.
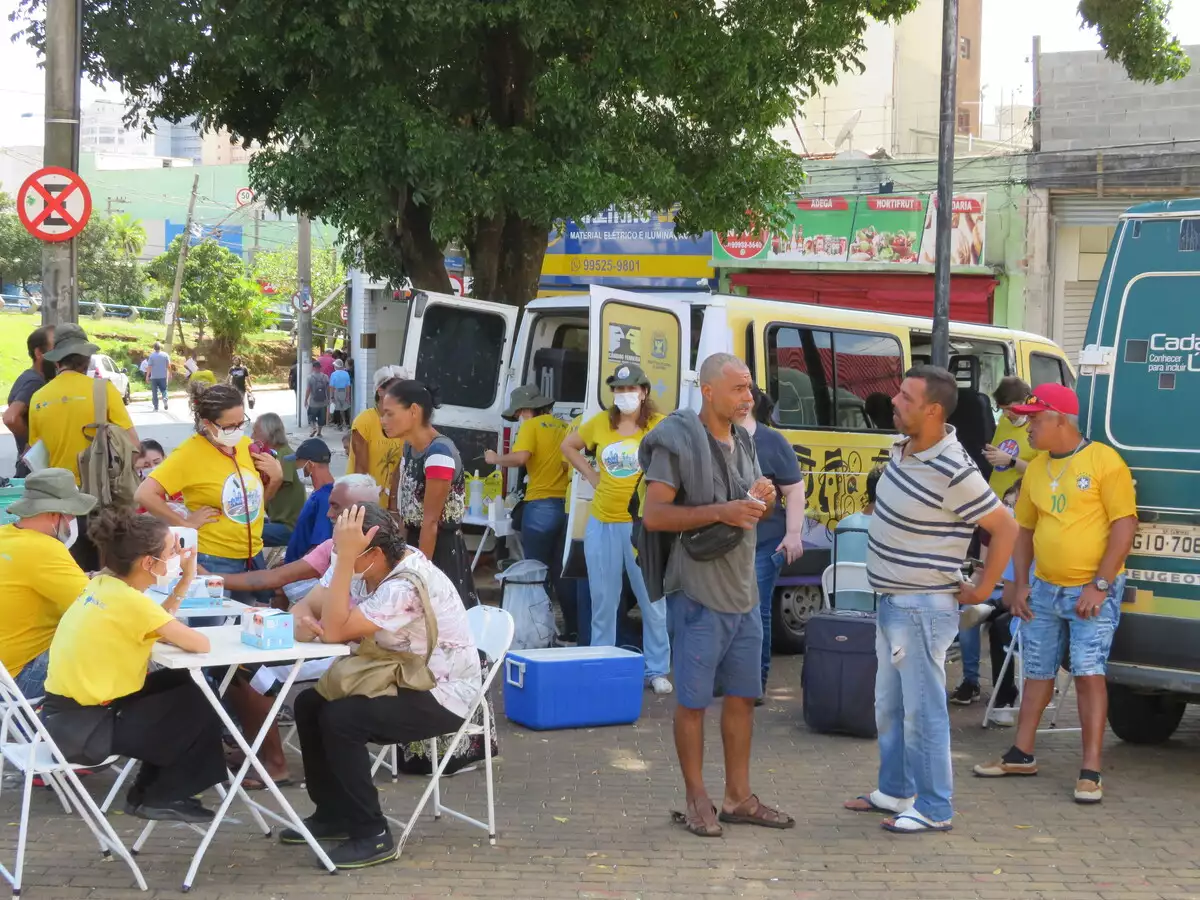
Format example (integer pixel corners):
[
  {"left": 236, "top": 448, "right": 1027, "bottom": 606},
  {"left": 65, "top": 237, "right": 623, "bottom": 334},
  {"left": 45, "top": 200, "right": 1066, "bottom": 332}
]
[{"left": 802, "top": 609, "right": 878, "bottom": 738}]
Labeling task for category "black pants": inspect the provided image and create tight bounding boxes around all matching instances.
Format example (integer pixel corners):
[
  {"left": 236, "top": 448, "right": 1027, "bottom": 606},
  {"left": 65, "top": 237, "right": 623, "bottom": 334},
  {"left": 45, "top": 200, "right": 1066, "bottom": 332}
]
[
  {"left": 69, "top": 514, "right": 100, "bottom": 573},
  {"left": 987, "top": 611, "right": 1020, "bottom": 708},
  {"left": 294, "top": 687, "right": 464, "bottom": 838}
]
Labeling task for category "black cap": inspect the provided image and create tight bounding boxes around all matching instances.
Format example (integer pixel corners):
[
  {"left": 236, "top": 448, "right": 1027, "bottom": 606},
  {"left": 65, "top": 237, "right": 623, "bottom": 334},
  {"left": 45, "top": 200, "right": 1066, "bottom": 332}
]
[{"left": 286, "top": 438, "right": 332, "bottom": 464}]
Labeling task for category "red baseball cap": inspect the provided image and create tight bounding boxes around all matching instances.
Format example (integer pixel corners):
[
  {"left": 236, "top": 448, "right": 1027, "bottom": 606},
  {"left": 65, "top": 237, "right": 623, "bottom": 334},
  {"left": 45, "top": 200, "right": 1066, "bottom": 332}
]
[{"left": 1010, "top": 383, "right": 1080, "bottom": 416}]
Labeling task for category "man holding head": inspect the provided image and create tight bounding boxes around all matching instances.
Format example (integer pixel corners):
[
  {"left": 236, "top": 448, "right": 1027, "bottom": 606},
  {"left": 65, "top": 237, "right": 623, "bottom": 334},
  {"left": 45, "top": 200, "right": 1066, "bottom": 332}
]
[
  {"left": 641, "top": 352, "right": 791, "bottom": 838},
  {"left": 973, "top": 384, "right": 1136, "bottom": 805},
  {"left": 844, "top": 365, "right": 1017, "bottom": 834}
]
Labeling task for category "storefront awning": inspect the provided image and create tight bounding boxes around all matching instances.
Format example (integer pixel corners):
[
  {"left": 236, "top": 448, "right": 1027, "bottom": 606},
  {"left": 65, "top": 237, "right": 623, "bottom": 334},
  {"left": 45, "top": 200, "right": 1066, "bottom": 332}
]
[{"left": 727, "top": 271, "right": 997, "bottom": 324}]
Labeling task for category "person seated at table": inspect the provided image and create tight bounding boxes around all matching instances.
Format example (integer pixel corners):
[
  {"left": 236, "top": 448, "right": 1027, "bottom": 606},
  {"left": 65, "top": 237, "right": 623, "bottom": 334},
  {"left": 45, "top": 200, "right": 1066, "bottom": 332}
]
[
  {"left": 283, "top": 439, "right": 336, "bottom": 564},
  {"left": 283, "top": 503, "right": 482, "bottom": 869},
  {"left": 40, "top": 508, "right": 226, "bottom": 823},
  {"left": 0, "top": 469, "right": 94, "bottom": 699}
]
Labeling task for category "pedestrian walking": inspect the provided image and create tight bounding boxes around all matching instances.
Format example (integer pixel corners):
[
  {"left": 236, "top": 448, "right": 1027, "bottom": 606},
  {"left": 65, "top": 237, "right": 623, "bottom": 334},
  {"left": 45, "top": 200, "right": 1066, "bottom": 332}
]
[
  {"left": 3, "top": 325, "right": 55, "bottom": 477},
  {"left": 228, "top": 355, "right": 252, "bottom": 399},
  {"left": 973, "top": 384, "right": 1137, "bottom": 804},
  {"left": 329, "top": 360, "right": 352, "bottom": 430},
  {"left": 843, "top": 365, "right": 1016, "bottom": 834},
  {"left": 305, "top": 360, "right": 331, "bottom": 438},
  {"left": 147, "top": 341, "right": 171, "bottom": 412},
  {"left": 641, "top": 352, "right": 790, "bottom": 837}
]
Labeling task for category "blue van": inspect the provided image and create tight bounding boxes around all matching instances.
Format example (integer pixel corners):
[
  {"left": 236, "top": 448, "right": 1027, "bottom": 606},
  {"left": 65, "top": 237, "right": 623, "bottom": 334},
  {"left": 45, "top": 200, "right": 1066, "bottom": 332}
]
[{"left": 1077, "top": 198, "right": 1200, "bottom": 743}]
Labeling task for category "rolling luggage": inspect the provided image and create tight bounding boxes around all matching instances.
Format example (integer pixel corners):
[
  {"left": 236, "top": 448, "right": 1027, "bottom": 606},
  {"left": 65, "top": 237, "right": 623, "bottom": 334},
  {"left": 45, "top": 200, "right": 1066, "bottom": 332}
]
[{"left": 801, "top": 609, "right": 878, "bottom": 738}]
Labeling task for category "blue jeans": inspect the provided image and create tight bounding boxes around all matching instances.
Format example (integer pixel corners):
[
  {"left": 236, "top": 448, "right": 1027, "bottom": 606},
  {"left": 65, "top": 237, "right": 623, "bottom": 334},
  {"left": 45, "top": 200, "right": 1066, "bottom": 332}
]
[
  {"left": 1023, "top": 575, "right": 1125, "bottom": 679},
  {"left": 875, "top": 592, "right": 959, "bottom": 823},
  {"left": 151, "top": 377, "right": 168, "bottom": 409},
  {"left": 197, "top": 550, "right": 270, "bottom": 609},
  {"left": 755, "top": 540, "right": 785, "bottom": 689},
  {"left": 958, "top": 621, "right": 981, "bottom": 684},
  {"left": 261, "top": 521, "right": 293, "bottom": 548},
  {"left": 521, "top": 499, "right": 576, "bottom": 636},
  {"left": 583, "top": 517, "right": 670, "bottom": 678},
  {"left": 14, "top": 650, "right": 50, "bottom": 699}
]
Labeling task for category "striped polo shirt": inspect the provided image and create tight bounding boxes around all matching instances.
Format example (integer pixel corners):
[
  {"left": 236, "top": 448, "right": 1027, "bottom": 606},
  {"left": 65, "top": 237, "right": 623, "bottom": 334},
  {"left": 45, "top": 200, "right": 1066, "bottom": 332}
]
[{"left": 866, "top": 425, "right": 1000, "bottom": 594}]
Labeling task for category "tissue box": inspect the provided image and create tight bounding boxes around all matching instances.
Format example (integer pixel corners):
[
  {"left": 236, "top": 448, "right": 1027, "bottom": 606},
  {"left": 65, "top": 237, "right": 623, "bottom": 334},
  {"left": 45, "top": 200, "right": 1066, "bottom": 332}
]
[{"left": 241, "top": 609, "right": 295, "bottom": 650}]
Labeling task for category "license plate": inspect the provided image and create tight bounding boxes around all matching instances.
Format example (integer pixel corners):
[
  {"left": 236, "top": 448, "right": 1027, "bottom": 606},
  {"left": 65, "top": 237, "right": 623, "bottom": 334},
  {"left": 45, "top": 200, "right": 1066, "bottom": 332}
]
[{"left": 1132, "top": 524, "right": 1200, "bottom": 560}]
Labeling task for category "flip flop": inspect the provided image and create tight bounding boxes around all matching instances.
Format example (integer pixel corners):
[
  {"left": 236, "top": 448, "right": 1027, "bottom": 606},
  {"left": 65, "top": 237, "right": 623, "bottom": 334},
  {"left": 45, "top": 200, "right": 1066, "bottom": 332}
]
[
  {"left": 718, "top": 794, "right": 795, "bottom": 830},
  {"left": 236, "top": 775, "right": 294, "bottom": 792},
  {"left": 881, "top": 809, "right": 953, "bottom": 834},
  {"left": 670, "top": 805, "right": 723, "bottom": 838},
  {"left": 843, "top": 791, "right": 913, "bottom": 814}
]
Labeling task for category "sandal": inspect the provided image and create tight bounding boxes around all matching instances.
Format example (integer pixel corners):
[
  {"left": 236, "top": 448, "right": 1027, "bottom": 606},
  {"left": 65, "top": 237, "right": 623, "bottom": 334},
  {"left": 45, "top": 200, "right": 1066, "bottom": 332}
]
[
  {"left": 718, "top": 794, "right": 795, "bottom": 830},
  {"left": 881, "top": 809, "right": 953, "bottom": 834},
  {"left": 670, "top": 803, "right": 723, "bottom": 838},
  {"left": 235, "top": 774, "right": 293, "bottom": 792}
]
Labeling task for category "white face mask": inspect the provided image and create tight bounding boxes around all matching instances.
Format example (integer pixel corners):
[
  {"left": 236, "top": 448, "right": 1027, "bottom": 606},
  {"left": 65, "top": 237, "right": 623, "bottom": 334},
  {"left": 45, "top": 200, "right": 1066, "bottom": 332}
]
[
  {"left": 208, "top": 424, "right": 243, "bottom": 448},
  {"left": 57, "top": 515, "right": 78, "bottom": 550},
  {"left": 153, "top": 554, "right": 182, "bottom": 589},
  {"left": 613, "top": 392, "right": 641, "bottom": 414}
]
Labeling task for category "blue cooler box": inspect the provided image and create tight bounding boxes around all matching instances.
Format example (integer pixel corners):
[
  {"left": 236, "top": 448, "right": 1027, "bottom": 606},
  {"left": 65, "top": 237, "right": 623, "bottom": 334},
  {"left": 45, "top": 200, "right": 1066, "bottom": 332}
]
[{"left": 503, "top": 647, "right": 644, "bottom": 730}]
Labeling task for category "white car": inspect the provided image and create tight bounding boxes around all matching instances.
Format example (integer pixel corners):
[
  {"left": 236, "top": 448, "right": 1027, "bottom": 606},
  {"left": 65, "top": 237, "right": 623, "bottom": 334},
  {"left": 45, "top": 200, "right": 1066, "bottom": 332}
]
[{"left": 90, "top": 354, "right": 131, "bottom": 403}]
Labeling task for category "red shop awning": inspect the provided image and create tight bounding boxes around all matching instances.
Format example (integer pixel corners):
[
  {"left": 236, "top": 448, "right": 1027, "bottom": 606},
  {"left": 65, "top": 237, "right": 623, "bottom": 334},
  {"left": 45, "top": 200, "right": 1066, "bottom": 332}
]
[{"left": 727, "top": 271, "right": 997, "bottom": 324}]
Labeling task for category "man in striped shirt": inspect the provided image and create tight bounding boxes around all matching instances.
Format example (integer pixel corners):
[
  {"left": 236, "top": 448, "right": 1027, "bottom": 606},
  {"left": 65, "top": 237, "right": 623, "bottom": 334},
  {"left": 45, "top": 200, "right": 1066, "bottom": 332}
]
[{"left": 844, "top": 365, "right": 1017, "bottom": 834}]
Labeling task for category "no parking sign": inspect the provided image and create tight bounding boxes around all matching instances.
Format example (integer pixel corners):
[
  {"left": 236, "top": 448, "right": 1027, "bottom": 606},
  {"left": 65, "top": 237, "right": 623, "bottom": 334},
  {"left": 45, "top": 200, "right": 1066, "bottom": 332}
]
[{"left": 17, "top": 166, "right": 92, "bottom": 242}]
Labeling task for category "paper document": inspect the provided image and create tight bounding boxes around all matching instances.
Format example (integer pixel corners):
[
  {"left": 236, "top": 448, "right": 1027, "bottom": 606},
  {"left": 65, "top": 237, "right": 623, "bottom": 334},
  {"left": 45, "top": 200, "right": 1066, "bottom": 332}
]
[{"left": 21, "top": 440, "right": 49, "bottom": 473}]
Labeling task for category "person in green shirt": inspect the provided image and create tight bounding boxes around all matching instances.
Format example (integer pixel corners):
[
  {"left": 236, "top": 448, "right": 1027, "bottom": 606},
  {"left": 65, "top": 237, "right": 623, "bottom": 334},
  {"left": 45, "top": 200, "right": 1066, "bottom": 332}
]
[{"left": 254, "top": 412, "right": 305, "bottom": 546}]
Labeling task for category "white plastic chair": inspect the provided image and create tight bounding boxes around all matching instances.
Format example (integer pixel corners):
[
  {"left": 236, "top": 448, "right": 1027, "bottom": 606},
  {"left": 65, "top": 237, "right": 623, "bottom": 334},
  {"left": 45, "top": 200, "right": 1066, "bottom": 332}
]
[
  {"left": 820, "top": 562, "right": 877, "bottom": 612},
  {"left": 382, "top": 605, "right": 515, "bottom": 852},
  {"left": 0, "top": 664, "right": 146, "bottom": 894},
  {"left": 982, "top": 618, "right": 1078, "bottom": 733}
]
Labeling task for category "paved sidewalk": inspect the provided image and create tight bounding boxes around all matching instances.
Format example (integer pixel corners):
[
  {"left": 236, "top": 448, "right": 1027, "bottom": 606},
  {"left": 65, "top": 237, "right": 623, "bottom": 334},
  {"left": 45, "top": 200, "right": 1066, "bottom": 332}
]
[{"left": 5, "top": 653, "right": 1200, "bottom": 899}]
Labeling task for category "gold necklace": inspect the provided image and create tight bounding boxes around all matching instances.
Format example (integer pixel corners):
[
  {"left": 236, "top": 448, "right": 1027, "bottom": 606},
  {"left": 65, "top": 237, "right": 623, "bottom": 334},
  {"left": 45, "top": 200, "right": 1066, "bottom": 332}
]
[{"left": 1047, "top": 439, "right": 1087, "bottom": 492}]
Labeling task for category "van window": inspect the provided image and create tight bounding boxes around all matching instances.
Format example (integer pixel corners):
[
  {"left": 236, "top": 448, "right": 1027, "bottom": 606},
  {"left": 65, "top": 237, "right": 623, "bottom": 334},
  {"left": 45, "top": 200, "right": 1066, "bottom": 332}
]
[
  {"left": 413, "top": 305, "right": 507, "bottom": 408},
  {"left": 1030, "top": 352, "right": 1073, "bottom": 389},
  {"left": 552, "top": 325, "right": 588, "bottom": 353},
  {"left": 766, "top": 325, "right": 903, "bottom": 431}
]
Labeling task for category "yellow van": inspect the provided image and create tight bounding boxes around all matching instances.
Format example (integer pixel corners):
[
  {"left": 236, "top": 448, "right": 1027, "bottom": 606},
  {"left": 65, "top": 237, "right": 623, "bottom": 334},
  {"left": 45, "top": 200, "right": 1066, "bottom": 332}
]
[{"left": 399, "top": 287, "right": 1073, "bottom": 651}]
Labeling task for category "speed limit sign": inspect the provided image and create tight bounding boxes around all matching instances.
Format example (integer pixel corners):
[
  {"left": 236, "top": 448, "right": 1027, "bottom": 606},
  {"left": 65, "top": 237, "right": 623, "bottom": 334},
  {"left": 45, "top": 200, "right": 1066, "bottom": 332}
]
[{"left": 235, "top": 187, "right": 255, "bottom": 207}]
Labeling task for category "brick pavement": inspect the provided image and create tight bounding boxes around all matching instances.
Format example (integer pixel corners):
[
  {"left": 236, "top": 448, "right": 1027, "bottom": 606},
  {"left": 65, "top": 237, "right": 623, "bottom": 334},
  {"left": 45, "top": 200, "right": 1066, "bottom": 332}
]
[{"left": 5, "top": 653, "right": 1200, "bottom": 900}]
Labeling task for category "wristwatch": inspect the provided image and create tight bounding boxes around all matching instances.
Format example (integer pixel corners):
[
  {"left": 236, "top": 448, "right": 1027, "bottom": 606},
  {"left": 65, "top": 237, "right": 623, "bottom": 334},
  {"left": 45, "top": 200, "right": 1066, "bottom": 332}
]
[{"left": 1092, "top": 577, "right": 1111, "bottom": 592}]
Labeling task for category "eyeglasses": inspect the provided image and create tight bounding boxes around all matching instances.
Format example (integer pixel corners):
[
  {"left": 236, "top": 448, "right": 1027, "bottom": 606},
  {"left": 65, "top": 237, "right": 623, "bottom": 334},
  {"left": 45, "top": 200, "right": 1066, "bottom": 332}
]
[{"left": 214, "top": 417, "right": 251, "bottom": 435}]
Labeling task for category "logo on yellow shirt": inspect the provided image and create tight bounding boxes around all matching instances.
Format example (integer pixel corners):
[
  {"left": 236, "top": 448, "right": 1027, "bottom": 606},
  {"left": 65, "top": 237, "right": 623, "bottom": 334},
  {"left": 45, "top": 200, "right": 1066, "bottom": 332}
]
[
  {"left": 222, "top": 472, "right": 263, "bottom": 525},
  {"left": 1077, "top": 475, "right": 1092, "bottom": 491},
  {"left": 600, "top": 439, "right": 641, "bottom": 479}
]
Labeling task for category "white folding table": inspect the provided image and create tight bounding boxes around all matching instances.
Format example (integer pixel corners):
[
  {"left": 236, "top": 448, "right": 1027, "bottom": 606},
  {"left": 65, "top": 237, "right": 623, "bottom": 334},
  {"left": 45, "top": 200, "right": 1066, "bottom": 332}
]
[
  {"left": 147, "top": 627, "right": 351, "bottom": 891},
  {"left": 462, "top": 511, "right": 515, "bottom": 571}
]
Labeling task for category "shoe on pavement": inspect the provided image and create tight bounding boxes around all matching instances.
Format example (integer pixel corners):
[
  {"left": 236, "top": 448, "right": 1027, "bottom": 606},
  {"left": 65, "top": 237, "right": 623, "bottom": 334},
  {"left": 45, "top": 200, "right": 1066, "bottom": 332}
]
[
  {"left": 1074, "top": 777, "right": 1103, "bottom": 804},
  {"left": 989, "top": 704, "right": 1017, "bottom": 726},
  {"left": 124, "top": 797, "right": 215, "bottom": 823},
  {"left": 327, "top": 831, "right": 396, "bottom": 869},
  {"left": 949, "top": 681, "right": 981, "bottom": 705},
  {"left": 280, "top": 816, "right": 350, "bottom": 845},
  {"left": 649, "top": 676, "right": 674, "bottom": 695},
  {"left": 973, "top": 757, "right": 1038, "bottom": 777},
  {"left": 958, "top": 603, "right": 994, "bottom": 632}
]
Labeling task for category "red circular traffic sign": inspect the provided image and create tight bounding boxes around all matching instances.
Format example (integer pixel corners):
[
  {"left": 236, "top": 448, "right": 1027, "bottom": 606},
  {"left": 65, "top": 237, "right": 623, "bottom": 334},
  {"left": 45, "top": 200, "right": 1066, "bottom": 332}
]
[
  {"left": 17, "top": 166, "right": 92, "bottom": 242},
  {"left": 717, "top": 228, "right": 768, "bottom": 259}
]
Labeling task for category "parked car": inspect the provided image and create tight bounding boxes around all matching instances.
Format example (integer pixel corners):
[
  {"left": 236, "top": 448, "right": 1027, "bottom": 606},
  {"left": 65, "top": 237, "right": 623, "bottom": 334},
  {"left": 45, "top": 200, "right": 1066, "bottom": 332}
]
[{"left": 90, "top": 353, "right": 131, "bottom": 404}]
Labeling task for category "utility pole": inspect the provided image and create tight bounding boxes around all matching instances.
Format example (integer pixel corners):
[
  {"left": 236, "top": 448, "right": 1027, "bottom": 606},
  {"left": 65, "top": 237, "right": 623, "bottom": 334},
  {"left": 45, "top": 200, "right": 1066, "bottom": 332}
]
[
  {"left": 296, "top": 214, "right": 312, "bottom": 427},
  {"left": 931, "top": 0, "right": 959, "bottom": 369},
  {"left": 40, "top": 0, "right": 82, "bottom": 327},
  {"left": 248, "top": 208, "right": 261, "bottom": 267},
  {"left": 164, "top": 174, "right": 200, "bottom": 347}
]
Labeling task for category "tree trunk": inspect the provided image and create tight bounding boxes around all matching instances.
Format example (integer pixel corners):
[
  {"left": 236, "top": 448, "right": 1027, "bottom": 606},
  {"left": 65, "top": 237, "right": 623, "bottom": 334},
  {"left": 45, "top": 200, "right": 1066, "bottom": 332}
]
[
  {"left": 393, "top": 186, "right": 451, "bottom": 294},
  {"left": 467, "top": 211, "right": 548, "bottom": 307}
]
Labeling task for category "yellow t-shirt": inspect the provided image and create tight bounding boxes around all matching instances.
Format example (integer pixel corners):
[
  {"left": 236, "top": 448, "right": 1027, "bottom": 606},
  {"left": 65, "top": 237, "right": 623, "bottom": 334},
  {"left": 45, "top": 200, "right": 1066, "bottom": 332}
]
[
  {"left": 27, "top": 371, "right": 133, "bottom": 485},
  {"left": 576, "top": 412, "right": 664, "bottom": 523},
  {"left": 45, "top": 574, "right": 173, "bottom": 705},
  {"left": 0, "top": 524, "right": 89, "bottom": 677},
  {"left": 150, "top": 434, "right": 266, "bottom": 559},
  {"left": 349, "top": 409, "right": 406, "bottom": 506},
  {"left": 1016, "top": 441, "right": 1138, "bottom": 587},
  {"left": 513, "top": 414, "right": 569, "bottom": 502},
  {"left": 988, "top": 415, "right": 1036, "bottom": 498}
]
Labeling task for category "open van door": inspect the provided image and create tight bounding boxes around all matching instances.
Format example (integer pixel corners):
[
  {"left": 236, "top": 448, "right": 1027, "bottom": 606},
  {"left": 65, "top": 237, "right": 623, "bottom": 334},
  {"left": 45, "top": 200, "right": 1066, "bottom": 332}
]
[
  {"left": 401, "top": 290, "right": 519, "bottom": 473},
  {"left": 562, "top": 286, "right": 694, "bottom": 574}
]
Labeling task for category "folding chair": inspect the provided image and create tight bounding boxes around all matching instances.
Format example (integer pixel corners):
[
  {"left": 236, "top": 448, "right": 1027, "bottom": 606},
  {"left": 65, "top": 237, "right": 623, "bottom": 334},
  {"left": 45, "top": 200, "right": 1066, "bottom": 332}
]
[
  {"left": 0, "top": 665, "right": 146, "bottom": 894},
  {"left": 819, "top": 562, "right": 877, "bottom": 612},
  {"left": 982, "top": 618, "right": 1078, "bottom": 733},
  {"left": 384, "top": 605, "right": 515, "bottom": 853}
]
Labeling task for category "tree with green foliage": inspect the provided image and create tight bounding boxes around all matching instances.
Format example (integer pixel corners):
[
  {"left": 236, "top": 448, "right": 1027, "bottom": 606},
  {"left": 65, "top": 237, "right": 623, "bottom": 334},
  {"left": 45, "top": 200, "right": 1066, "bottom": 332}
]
[
  {"left": 147, "top": 236, "right": 268, "bottom": 351},
  {"left": 0, "top": 191, "right": 41, "bottom": 293},
  {"left": 78, "top": 215, "right": 147, "bottom": 307},
  {"left": 1079, "top": 0, "right": 1191, "bottom": 85},
  {"left": 251, "top": 243, "right": 346, "bottom": 342}
]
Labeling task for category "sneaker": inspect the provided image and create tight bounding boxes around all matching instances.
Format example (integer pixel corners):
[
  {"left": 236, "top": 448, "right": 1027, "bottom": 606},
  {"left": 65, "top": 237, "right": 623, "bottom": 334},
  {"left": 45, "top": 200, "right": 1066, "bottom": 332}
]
[
  {"left": 280, "top": 816, "right": 350, "bottom": 845},
  {"left": 973, "top": 757, "right": 1038, "bottom": 777},
  {"left": 989, "top": 705, "right": 1017, "bottom": 727},
  {"left": 327, "top": 831, "right": 396, "bottom": 869},
  {"left": 949, "top": 681, "right": 981, "bottom": 705},
  {"left": 1074, "top": 776, "right": 1103, "bottom": 804},
  {"left": 648, "top": 676, "right": 674, "bottom": 695},
  {"left": 125, "top": 797, "right": 215, "bottom": 824},
  {"left": 958, "top": 603, "right": 994, "bottom": 632}
]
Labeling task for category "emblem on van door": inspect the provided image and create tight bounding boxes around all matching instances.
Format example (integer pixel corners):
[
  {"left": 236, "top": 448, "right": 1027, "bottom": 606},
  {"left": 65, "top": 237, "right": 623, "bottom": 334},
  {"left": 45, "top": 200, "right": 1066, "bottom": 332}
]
[
  {"left": 835, "top": 634, "right": 848, "bottom": 642},
  {"left": 651, "top": 332, "right": 668, "bottom": 360}
]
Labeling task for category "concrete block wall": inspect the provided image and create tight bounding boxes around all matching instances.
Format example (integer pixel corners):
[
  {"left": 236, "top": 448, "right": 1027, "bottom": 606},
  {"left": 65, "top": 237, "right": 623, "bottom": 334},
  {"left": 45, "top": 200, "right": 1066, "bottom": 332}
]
[{"left": 1039, "top": 46, "right": 1200, "bottom": 152}]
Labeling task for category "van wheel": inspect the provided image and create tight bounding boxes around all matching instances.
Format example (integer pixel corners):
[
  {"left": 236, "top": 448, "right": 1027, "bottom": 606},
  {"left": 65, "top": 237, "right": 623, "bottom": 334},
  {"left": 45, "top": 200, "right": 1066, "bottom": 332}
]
[
  {"left": 1106, "top": 683, "right": 1186, "bottom": 744},
  {"left": 772, "top": 586, "right": 821, "bottom": 655}
]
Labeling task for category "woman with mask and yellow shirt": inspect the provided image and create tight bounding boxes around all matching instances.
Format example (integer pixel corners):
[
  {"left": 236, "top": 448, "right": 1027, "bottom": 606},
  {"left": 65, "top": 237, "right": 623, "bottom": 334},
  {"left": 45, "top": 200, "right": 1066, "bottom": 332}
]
[
  {"left": 984, "top": 377, "right": 1037, "bottom": 499},
  {"left": 561, "top": 364, "right": 671, "bottom": 694},
  {"left": 348, "top": 366, "right": 408, "bottom": 507}
]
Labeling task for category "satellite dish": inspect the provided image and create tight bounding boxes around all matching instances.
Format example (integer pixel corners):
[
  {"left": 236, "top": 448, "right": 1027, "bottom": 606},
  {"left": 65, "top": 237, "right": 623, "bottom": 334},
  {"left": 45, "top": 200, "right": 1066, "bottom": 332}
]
[{"left": 833, "top": 110, "right": 863, "bottom": 152}]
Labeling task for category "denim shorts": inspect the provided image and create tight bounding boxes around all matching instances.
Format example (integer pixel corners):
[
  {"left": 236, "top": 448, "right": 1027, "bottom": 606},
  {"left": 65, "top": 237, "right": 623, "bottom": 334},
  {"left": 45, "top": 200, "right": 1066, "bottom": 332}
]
[
  {"left": 1022, "top": 575, "right": 1125, "bottom": 679},
  {"left": 667, "top": 592, "right": 763, "bottom": 709}
]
